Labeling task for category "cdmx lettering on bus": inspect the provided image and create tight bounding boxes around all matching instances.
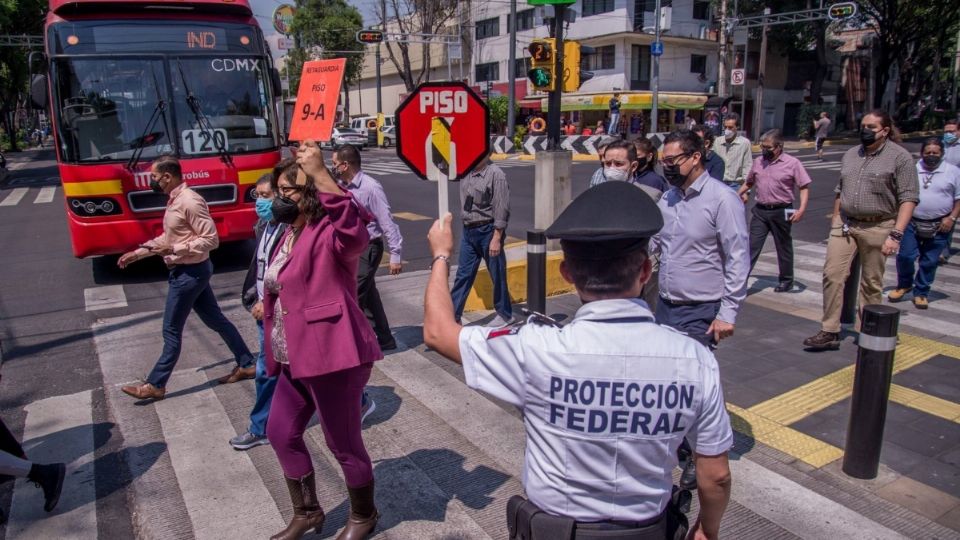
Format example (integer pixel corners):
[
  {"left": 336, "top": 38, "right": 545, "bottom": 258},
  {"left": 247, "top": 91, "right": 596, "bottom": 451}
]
[{"left": 210, "top": 58, "right": 261, "bottom": 72}]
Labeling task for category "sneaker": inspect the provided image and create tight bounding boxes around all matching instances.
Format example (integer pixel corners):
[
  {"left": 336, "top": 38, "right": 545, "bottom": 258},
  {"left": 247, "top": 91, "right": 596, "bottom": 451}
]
[
  {"left": 913, "top": 296, "right": 928, "bottom": 310},
  {"left": 803, "top": 330, "right": 841, "bottom": 350},
  {"left": 887, "top": 288, "right": 911, "bottom": 302},
  {"left": 361, "top": 392, "right": 376, "bottom": 424},
  {"left": 485, "top": 314, "right": 514, "bottom": 328},
  {"left": 27, "top": 463, "right": 65, "bottom": 512},
  {"left": 229, "top": 431, "right": 270, "bottom": 451}
]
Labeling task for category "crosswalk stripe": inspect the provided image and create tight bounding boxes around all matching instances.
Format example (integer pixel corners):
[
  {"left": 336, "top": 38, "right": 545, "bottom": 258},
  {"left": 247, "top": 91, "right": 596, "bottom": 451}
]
[
  {"left": 6, "top": 390, "right": 97, "bottom": 539},
  {"left": 155, "top": 370, "right": 285, "bottom": 539},
  {"left": 84, "top": 286, "right": 128, "bottom": 311},
  {"left": 33, "top": 187, "right": 57, "bottom": 204},
  {"left": 0, "top": 188, "right": 29, "bottom": 206},
  {"left": 791, "top": 242, "right": 960, "bottom": 280}
]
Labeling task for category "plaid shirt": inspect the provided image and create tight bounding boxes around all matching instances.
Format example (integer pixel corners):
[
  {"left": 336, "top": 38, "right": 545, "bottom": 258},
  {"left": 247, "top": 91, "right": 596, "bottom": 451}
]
[{"left": 835, "top": 142, "right": 919, "bottom": 220}]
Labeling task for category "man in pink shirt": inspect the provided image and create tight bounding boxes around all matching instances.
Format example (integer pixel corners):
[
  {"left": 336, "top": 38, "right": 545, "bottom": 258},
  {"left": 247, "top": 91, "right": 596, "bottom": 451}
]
[
  {"left": 738, "top": 129, "right": 811, "bottom": 292},
  {"left": 117, "top": 156, "right": 255, "bottom": 401}
]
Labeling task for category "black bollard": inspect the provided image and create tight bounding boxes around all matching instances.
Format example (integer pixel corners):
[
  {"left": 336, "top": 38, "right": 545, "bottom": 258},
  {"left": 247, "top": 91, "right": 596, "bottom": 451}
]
[
  {"left": 840, "top": 254, "right": 861, "bottom": 326},
  {"left": 842, "top": 304, "right": 900, "bottom": 479},
  {"left": 526, "top": 230, "right": 547, "bottom": 314}
]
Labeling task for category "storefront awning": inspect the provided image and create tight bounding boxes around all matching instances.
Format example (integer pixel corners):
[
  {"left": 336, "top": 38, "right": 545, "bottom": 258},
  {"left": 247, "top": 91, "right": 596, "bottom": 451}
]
[{"left": 543, "top": 91, "right": 710, "bottom": 112}]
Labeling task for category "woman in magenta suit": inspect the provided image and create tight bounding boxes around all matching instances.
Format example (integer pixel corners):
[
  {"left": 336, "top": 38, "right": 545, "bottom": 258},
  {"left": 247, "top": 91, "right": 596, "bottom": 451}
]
[{"left": 263, "top": 141, "right": 383, "bottom": 540}]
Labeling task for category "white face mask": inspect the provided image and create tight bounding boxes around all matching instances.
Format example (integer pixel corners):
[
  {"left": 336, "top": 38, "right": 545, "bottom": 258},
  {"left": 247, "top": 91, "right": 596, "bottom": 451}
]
[
  {"left": 603, "top": 167, "right": 630, "bottom": 182},
  {"left": 724, "top": 129, "right": 736, "bottom": 140}
]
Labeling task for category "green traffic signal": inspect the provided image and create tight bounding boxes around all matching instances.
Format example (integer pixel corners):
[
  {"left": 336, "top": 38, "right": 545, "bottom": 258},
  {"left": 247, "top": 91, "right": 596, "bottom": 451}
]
[{"left": 528, "top": 68, "right": 552, "bottom": 88}]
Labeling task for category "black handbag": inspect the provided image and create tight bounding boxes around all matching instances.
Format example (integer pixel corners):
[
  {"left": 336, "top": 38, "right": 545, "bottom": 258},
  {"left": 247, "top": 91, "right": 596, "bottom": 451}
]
[{"left": 912, "top": 219, "right": 940, "bottom": 240}]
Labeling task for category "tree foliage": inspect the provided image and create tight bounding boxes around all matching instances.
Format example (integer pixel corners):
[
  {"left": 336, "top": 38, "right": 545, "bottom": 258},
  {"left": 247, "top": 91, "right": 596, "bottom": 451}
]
[
  {"left": 0, "top": 0, "right": 46, "bottom": 151},
  {"left": 486, "top": 95, "right": 516, "bottom": 134},
  {"left": 376, "top": 0, "right": 459, "bottom": 92},
  {"left": 285, "top": 0, "right": 365, "bottom": 96}
]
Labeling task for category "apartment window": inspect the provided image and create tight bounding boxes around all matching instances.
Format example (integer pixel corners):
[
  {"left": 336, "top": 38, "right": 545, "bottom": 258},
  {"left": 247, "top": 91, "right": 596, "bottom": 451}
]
[
  {"left": 690, "top": 54, "right": 707, "bottom": 74},
  {"left": 583, "top": 0, "right": 615, "bottom": 17},
  {"left": 746, "top": 51, "right": 760, "bottom": 78},
  {"left": 507, "top": 9, "right": 535, "bottom": 32},
  {"left": 631, "top": 44, "right": 651, "bottom": 90},
  {"left": 693, "top": 1, "right": 710, "bottom": 20},
  {"left": 476, "top": 17, "right": 499, "bottom": 40},
  {"left": 514, "top": 57, "right": 531, "bottom": 78},
  {"left": 582, "top": 44, "right": 616, "bottom": 71},
  {"left": 475, "top": 61, "right": 500, "bottom": 82}
]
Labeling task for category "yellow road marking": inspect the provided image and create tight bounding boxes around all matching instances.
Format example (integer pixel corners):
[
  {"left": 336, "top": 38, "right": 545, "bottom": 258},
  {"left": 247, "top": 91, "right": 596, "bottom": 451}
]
[
  {"left": 727, "top": 404, "right": 843, "bottom": 468},
  {"left": 238, "top": 168, "right": 273, "bottom": 185},
  {"left": 889, "top": 385, "right": 960, "bottom": 423},
  {"left": 62, "top": 180, "right": 123, "bottom": 197},
  {"left": 392, "top": 212, "right": 432, "bottom": 221}
]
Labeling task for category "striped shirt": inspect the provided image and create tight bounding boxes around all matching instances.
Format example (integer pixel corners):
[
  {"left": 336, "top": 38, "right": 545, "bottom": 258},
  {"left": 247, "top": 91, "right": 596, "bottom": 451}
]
[{"left": 835, "top": 142, "right": 920, "bottom": 220}]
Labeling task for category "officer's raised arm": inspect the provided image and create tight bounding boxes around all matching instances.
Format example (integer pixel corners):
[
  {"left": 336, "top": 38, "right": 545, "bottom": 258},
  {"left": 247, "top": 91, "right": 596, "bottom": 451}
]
[{"left": 424, "top": 213, "right": 463, "bottom": 363}]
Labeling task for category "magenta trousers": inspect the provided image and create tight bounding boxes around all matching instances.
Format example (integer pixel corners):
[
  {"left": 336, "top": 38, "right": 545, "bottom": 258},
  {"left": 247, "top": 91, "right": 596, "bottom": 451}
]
[{"left": 266, "top": 363, "right": 374, "bottom": 487}]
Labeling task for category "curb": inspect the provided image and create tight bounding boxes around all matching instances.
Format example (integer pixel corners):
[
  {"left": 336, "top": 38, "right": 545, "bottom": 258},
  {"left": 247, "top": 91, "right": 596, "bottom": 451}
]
[{"left": 464, "top": 251, "right": 574, "bottom": 311}]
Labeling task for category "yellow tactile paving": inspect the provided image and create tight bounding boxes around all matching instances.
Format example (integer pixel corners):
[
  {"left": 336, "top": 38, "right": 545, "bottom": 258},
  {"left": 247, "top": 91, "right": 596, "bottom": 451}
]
[
  {"left": 731, "top": 333, "right": 959, "bottom": 466},
  {"left": 889, "top": 385, "right": 960, "bottom": 423},
  {"left": 727, "top": 404, "right": 844, "bottom": 468},
  {"left": 392, "top": 211, "right": 432, "bottom": 221}
]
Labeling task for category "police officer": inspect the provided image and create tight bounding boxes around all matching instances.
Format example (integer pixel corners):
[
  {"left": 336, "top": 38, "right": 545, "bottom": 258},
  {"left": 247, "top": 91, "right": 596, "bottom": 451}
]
[{"left": 424, "top": 182, "right": 733, "bottom": 540}]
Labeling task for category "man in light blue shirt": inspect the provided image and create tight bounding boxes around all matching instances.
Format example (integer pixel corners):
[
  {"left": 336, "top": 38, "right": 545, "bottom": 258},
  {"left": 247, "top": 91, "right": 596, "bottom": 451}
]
[{"left": 652, "top": 130, "right": 750, "bottom": 347}]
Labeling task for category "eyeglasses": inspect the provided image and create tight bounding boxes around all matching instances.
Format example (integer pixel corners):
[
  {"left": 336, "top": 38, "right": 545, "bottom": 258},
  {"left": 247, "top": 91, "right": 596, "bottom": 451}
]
[
  {"left": 278, "top": 185, "right": 303, "bottom": 197},
  {"left": 661, "top": 153, "right": 691, "bottom": 167}
]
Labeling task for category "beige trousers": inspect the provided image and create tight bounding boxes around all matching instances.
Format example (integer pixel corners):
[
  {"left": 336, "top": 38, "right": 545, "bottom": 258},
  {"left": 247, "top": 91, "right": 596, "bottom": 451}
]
[{"left": 821, "top": 218, "right": 894, "bottom": 333}]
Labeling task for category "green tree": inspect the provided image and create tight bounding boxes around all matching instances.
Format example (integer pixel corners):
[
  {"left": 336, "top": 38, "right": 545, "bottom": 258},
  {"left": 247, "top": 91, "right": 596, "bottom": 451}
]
[
  {"left": 486, "top": 96, "right": 516, "bottom": 135},
  {"left": 286, "top": 0, "right": 364, "bottom": 99},
  {"left": 377, "top": 0, "right": 458, "bottom": 92},
  {"left": 0, "top": 0, "right": 45, "bottom": 151}
]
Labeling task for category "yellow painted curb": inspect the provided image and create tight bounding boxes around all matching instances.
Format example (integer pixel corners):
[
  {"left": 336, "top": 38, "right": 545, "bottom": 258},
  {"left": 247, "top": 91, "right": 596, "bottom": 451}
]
[{"left": 464, "top": 253, "right": 574, "bottom": 312}]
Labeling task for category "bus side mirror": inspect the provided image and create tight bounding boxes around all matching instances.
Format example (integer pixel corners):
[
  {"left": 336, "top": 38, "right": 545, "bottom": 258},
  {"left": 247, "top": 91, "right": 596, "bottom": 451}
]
[
  {"left": 270, "top": 68, "right": 282, "bottom": 98},
  {"left": 31, "top": 75, "right": 48, "bottom": 110}
]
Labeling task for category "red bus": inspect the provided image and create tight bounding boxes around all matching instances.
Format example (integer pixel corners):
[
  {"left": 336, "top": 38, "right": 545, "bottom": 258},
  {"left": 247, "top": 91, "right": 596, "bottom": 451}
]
[{"left": 35, "top": 0, "right": 282, "bottom": 257}]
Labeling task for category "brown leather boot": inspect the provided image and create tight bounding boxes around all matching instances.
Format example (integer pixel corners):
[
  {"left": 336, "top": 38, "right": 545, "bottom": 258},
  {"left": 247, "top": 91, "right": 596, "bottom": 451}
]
[
  {"left": 271, "top": 471, "right": 325, "bottom": 540},
  {"left": 335, "top": 480, "right": 378, "bottom": 540}
]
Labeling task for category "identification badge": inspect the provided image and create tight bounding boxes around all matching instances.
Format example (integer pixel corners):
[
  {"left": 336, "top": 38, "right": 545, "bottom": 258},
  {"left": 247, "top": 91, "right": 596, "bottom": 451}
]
[{"left": 784, "top": 209, "right": 797, "bottom": 221}]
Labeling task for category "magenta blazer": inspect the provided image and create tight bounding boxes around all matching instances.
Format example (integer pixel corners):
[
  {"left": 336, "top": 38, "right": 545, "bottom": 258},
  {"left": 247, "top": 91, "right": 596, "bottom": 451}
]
[{"left": 262, "top": 191, "right": 383, "bottom": 379}]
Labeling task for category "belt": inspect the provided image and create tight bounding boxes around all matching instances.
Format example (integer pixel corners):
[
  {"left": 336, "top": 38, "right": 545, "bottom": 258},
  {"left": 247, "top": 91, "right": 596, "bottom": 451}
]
[
  {"left": 912, "top": 215, "right": 946, "bottom": 222},
  {"left": 464, "top": 219, "right": 494, "bottom": 229},
  {"left": 755, "top": 202, "right": 791, "bottom": 210},
  {"left": 848, "top": 215, "right": 895, "bottom": 223},
  {"left": 660, "top": 296, "right": 721, "bottom": 307}
]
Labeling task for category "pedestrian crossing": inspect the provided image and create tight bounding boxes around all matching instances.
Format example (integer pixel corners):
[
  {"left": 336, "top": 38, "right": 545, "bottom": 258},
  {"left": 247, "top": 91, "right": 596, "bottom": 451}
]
[
  {"left": 750, "top": 235, "right": 960, "bottom": 338},
  {"left": 0, "top": 187, "right": 59, "bottom": 207}
]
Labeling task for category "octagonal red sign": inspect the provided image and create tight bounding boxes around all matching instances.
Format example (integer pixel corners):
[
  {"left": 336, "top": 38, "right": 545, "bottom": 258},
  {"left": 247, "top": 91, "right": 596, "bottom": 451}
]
[{"left": 395, "top": 81, "right": 490, "bottom": 181}]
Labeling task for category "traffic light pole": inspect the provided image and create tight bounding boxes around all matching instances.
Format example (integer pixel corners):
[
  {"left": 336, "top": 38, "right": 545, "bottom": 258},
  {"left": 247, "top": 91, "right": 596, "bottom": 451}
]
[
  {"left": 547, "top": 4, "right": 565, "bottom": 150},
  {"left": 650, "top": 0, "right": 661, "bottom": 134}
]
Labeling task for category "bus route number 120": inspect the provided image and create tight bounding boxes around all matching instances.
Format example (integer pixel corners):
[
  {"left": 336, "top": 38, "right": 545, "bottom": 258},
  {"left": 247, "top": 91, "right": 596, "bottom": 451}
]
[{"left": 181, "top": 128, "right": 229, "bottom": 155}]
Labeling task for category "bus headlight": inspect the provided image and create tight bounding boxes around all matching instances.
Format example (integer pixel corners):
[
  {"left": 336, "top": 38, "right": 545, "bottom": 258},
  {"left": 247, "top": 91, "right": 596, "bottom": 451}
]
[
  {"left": 244, "top": 186, "right": 258, "bottom": 202},
  {"left": 68, "top": 197, "right": 121, "bottom": 217}
]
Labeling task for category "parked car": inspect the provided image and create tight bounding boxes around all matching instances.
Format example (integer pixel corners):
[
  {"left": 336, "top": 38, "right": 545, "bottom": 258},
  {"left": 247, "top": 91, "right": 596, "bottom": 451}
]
[
  {"left": 380, "top": 126, "right": 396, "bottom": 148},
  {"left": 323, "top": 128, "right": 367, "bottom": 150}
]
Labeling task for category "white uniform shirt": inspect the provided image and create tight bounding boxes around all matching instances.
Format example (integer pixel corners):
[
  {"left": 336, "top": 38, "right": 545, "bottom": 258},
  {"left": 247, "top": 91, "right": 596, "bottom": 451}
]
[{"left": 458, "top": 298, "right": 733, "bottom": 522}]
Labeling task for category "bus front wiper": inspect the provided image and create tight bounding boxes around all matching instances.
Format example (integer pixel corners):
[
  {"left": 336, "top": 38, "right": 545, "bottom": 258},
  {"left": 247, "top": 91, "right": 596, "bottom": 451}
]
[
  {"left": 177, "top": 60, "right": 233, "bottom": 167},
  {"left": 126, "top": 67, "right": 171, "bottom": 171}
]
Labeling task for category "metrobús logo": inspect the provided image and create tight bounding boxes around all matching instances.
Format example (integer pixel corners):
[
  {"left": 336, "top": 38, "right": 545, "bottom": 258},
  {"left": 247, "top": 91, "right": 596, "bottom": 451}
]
[{"left": 182, "top": 171, "right": 210, "bottom": 181}]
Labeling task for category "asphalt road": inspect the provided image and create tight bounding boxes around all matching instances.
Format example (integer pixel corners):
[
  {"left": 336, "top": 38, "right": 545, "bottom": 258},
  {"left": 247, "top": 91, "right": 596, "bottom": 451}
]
[{"left": 0, "top": 140, "right": 923, "bottom": 537}]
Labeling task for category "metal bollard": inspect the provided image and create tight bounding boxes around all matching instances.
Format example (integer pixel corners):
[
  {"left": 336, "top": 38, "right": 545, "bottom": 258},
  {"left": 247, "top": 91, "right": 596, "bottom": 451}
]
[
  {"left": 842, "top": 304, "right": 900, "bottom": 479},
  {"left": 840, "top": 253, "right": 861, "bottom": 326},
  {"left": 526, "top": 230, "right": 547, "bottom": 314}
]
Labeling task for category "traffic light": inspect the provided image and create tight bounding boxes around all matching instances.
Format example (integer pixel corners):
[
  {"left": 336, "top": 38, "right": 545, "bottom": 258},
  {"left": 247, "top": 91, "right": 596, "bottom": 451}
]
[
  {"left": 355, "top": 30, "right": 384, "bottom": 44},
  {"left": 562, "top": 41, "right": 594, "bottom": 92},
  {"left": 527, "top": 38, "right": 556, "bottom": 92},
  {"left": 827, "top": 2, "right": 857, "bottom": 20}
]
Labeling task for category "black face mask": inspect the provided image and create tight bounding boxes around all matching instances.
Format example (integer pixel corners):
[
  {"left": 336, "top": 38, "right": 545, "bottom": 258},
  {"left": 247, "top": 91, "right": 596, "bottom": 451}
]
[
  {"left": 636, "top": 157, "right": 649, "bottom": 171},
  {"left": 663, "top": 164, "right": 687, "bottom": 188},
  {"left": 762, "top": 149, "right": 777, "bottom": 161},
  {"left": 860, "top": 127, "right": 878, "bottom": 146},
  {"left": 149, "top": 180, "right": 164, "bottom": 194},
  {"left": 922, "top": 155, "right": 942, "bottom": 169},
  {"left": 271, "top": 196, "right": 301, "bottom": 224}
]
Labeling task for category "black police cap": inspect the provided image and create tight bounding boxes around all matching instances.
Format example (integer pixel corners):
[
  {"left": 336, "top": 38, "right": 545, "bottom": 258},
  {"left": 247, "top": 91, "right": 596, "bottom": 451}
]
[{"left": 544, "top": 181, "right": 663, "bottom": 260}]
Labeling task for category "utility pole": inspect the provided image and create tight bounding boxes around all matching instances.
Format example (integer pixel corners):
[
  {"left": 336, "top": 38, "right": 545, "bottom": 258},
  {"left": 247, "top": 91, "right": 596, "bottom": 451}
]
[
  {"left": 650, "top": 0, "right": 661, "bottom": 134},
  {"left": 718, "top": 0, "right": 729, "bottom": 96},
  {"left": 952, "top": 27, "right": 960, "bottom": 113},
  {"left": 507, "top": 0, "right": 517, "bottom": 138},
  {"left": 547, "top": 4, "right": 565, "bottom": 150},
  {"left": 375, "top": 44, "right": 382, "bottom": 114},
  {"left": 753, "top": 7, "right": 770, "bottom": 141}
]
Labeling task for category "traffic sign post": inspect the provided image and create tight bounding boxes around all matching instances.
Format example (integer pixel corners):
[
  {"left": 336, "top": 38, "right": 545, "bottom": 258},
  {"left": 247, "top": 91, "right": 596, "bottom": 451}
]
[
  {"left": 395, "top": 82, "right": 490, "bottom": 225},
  {"left": 731, "top": 68, "right": 746, "bottom": 86},
  {"left": 288, "top": 58, "right": 346, "bottom": 142},
  {"left": 651, "top": 41, "right": 663, "bottom": 56}
]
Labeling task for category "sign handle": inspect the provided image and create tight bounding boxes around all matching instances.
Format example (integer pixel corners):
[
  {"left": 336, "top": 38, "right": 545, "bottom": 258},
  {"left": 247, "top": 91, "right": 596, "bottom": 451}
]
[
  {"left": 429, "top": 117, "right": 456, "bottom": 231},
  {"left": 436, "top": 164, "right": 449, "bottom": 231}
]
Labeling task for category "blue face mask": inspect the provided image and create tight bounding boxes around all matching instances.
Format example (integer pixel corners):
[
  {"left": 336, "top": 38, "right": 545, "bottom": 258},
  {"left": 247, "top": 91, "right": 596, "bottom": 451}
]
[
  {"left": 944, "top": 132, "right": 958, "bottom": 145},
  {"left": 255, "top": 197, "right": 274, "bottom": 221}
]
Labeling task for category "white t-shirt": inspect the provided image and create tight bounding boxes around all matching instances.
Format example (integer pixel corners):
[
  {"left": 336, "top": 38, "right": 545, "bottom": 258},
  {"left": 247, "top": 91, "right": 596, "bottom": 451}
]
[
  {"left": 914, "top": 161, "right": 960, "bottom": 220},
  {"left": 458, "top": 298, "right": 733, "bottom": 522}
]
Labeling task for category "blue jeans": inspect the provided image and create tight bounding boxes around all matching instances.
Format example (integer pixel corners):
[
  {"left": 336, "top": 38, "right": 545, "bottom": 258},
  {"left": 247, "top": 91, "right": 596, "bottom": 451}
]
[
  {"left": 895, "top": 222, "right": 950, "bottom": 297},
  {"left": 147, "top": 260, "right": 254, "bottom": 388},
  {"left": 249, "top": 320, "right": 278, "bottom": 437},
  {"left": 608, "top": 111, "right": 620, "bottom": 135},
  {"left": 451, "top": 224, "right": 512, "bottom": 321}
]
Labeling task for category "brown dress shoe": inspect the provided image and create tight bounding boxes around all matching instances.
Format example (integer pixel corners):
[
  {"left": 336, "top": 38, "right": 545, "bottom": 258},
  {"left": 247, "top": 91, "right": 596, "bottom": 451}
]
[
  {"left": 217, "top": 365, "right": 255, "bottom": 384},
  {"left": 121, "top": 382, "right": 165, "bottom": 400},
  {"left": 336, "top": 480, "right": 378, "bottom": 540}
]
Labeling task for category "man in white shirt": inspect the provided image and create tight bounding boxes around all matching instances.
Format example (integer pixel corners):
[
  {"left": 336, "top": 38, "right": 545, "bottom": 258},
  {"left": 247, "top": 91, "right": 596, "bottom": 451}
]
[{"left": 713, "top": 113, "right": 753, "bottom": 189}]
